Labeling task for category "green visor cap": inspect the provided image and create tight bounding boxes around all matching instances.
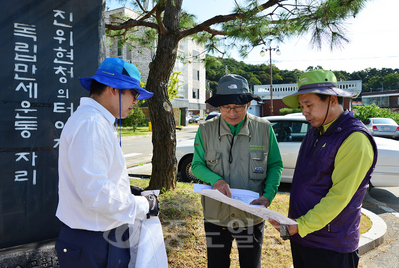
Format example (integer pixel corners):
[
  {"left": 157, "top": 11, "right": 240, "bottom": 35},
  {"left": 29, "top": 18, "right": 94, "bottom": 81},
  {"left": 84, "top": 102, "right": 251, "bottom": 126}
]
[{"left": 282, "top": 69, "right": 353, "bottom": 108}]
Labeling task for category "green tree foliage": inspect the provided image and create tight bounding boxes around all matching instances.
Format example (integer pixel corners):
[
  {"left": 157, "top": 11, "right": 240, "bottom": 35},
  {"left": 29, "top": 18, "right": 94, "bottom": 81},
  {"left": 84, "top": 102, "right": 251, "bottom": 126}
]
[
  {"left": 139, "top": 71, "right": 181, "bottom": 101},
  {"left": 336, "top": 68, "right": 399, "bottom": 92},
  {"left": 306, "top": 66, "right": 324, "bottom": 71},
  {"left": 383, "top": 73, "right": 399, "bottom": 90},
  {"left": 167, "top": 71, "right": 181, "bottom": 100},
  {"left": 205, "top": 56, "right": 399, "bottom": 94},
  {"left": 367, "top": 76, "right": 384, "bottom": 92},
  {"left": 205, "top": 55, "right": 302, "bottom": 91}
]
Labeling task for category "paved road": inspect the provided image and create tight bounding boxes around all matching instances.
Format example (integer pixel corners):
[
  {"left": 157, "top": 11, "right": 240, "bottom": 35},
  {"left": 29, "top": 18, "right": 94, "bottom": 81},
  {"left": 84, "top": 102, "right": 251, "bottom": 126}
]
[
  {"left": 358, "top": 187, "right": 399, "bottom": 267},
  {"left": 121, "top": 124, "right": 199, "bottom": 167}
]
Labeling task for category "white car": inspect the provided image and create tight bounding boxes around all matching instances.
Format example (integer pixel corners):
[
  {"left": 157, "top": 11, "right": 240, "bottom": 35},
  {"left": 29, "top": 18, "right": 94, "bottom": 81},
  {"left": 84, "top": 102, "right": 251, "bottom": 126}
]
[
  {"left": 176, "top": 138, "right": 198, "bottom": 182},
  {"left": 176, "top": 114, "right": 399, "bottom": 187}
]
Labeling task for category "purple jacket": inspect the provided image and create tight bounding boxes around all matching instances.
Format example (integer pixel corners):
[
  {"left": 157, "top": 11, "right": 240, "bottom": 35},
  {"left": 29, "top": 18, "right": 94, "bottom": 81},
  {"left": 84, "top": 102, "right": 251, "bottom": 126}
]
[{"left": 288, "top": 110, "right": 377, "bottom": 253}]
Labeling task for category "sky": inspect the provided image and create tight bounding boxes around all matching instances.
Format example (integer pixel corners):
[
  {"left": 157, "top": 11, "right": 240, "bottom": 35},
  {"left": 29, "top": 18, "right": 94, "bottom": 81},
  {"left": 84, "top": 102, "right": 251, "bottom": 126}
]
[{"left": 107, "top": 0, "right": 399, "bottom": 73}]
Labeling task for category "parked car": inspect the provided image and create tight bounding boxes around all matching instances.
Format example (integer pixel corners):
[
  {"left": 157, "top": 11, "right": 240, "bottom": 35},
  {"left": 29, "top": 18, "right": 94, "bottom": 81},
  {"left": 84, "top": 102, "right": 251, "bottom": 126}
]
[
  {"left": 176, "top": 138, "right": 198, "bottom": 182},
  {"left": 205, "top": 112, "right": 220, "bottom": 121},
  {"left": 189, "top": 116, "right": 200, "bottom": 123},
  {"left": 176, "top": 114, "right": 399, "bottom": 187},
  {"left": 364, "top": 117, "right": 399, "bottom": 140}
]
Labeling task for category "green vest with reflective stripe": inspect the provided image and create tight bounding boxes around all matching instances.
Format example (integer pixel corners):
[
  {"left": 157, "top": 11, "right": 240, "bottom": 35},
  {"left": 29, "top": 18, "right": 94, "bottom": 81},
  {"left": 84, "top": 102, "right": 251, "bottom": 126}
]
[{"left": 200, "top": 113, "right": 270, "bottom": 227}]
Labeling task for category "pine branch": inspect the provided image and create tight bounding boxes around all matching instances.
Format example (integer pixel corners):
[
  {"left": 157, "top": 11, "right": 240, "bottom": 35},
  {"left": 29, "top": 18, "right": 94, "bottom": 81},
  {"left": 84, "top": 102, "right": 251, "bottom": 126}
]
[
  {"left": 179, "top": 0, "right": 281, "bottom": 39},
  {"left": 106, "top": 19, "right": 159, "bottom": 31}
]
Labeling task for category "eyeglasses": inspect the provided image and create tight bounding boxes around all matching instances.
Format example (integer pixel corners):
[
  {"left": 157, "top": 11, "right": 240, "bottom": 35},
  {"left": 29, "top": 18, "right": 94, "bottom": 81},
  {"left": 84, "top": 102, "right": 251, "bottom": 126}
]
[
  {"left": 220, "top": 105, "right": 247, "bottom": 113},
  {"left": 130, "top": 89, "right": 140, "bottom": 100}
]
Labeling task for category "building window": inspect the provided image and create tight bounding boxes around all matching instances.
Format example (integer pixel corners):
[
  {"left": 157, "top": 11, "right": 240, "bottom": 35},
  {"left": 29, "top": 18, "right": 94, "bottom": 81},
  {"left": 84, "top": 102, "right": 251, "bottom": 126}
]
[
  {"left": 193, "top": 50, "right": 201, "bottom": 81},
  {"left": 192, "top": 88, "right": 199, "bottom": 99},
  {"left": 382, "top": 96, "right": 389, "bottom": 107},
  {"left": 117, "top": 40, "right": 123, "bottom": 58},
  {"left": 363, "top": 96, "right": 389, "bottom": 107},
  {"left": 126, "top": 48, "right": 132, "bottom": 61},
  {"left": 176, "top": 85, "right": 184, "bottom": 97},
  {"left": 176, "top": 59, "right": 184, "bottom": 72},
  {"left": 193, "top": 70, "right": 200, "bottom": 81}
]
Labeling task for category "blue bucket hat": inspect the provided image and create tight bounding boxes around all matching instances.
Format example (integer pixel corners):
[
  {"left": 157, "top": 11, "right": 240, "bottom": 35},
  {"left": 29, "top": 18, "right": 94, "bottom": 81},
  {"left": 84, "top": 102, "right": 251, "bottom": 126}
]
[{"left": 79, "top": 58, "right": 154, "bottom": 100}]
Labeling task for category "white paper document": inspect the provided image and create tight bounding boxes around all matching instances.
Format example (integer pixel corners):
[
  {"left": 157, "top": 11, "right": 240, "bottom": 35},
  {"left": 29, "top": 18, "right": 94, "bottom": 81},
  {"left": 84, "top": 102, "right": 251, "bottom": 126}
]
[
  {"left": 194, "top": 184, "right": 262, "bottom": 208},
  {"left": 194, "top": 184, "right": 297, "bottom": 225}
]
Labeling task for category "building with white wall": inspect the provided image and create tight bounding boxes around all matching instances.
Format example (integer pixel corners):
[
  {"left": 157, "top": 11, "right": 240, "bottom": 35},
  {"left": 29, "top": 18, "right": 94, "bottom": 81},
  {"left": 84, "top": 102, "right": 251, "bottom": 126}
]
[{"left": 105, "top": 7, "right": 206, "bottom": 125}]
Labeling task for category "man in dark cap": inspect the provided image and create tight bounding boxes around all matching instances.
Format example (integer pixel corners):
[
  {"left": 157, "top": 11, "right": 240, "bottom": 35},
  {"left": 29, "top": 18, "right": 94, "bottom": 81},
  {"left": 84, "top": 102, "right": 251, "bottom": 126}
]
[
  {"left": 270, "top": 69, "right": 377, "bottom": 268},
  {"left": 191, "top": 74, "right": 283, "bottom": 268},
  {"left": 55, "top": 58, "right": 158, "bottom": 267}
]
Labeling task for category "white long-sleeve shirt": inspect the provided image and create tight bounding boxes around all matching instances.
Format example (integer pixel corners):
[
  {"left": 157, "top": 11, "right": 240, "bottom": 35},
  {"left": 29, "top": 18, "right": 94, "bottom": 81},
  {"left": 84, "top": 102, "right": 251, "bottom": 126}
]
[{"left": 56, "top": 97, "right": 149, "bottom": 231}]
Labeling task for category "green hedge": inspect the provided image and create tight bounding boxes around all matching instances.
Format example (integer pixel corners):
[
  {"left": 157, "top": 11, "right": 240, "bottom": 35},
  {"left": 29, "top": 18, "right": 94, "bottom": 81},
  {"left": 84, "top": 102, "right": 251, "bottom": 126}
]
[
  {"left": 280, "top": 104, "right": 399, "bottom": 124},
  {"left": 279, "top": 107, "right": 302, "bottom": 115}
]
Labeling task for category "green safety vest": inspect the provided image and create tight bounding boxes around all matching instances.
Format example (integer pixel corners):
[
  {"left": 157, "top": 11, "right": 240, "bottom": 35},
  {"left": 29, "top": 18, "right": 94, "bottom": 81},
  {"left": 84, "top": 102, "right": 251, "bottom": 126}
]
[{"left": 200, "top": 114, "right": 271, "bottom": 227}]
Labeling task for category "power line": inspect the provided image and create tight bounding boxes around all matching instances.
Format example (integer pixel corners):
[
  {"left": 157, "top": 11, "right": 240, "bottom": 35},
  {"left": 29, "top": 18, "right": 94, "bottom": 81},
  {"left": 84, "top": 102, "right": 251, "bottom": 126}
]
[{"left": 246, "top": 55, "right": 399, "bottom": 65}]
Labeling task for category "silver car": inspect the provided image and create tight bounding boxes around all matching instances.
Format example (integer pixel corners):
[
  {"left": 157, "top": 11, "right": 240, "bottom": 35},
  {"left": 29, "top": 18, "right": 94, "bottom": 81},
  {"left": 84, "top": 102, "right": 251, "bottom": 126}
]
[
  {"left": 364, "top": 117, "right": 399, "bottom": 140},
  {"left": 176, "top": 114, "right": 399, "bottom": 187}
]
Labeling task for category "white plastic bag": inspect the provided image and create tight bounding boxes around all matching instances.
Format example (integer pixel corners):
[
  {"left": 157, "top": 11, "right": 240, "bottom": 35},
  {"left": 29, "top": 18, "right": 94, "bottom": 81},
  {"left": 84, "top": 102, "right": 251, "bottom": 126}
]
[{"left": 129, "top": 190, "right": 168, "bottom": 268}]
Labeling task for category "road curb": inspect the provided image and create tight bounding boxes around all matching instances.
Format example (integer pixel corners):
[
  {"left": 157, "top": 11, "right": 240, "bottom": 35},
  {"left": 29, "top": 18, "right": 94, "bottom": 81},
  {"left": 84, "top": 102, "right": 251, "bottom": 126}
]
[
  {"left": 358, "top": 207, "right": 387, "bottom": 255},
  {"left": 127, "top": 162, "right": 153, "bottom": 176},
  {"left": 126, "top": 160, "right": 152, "bottom": 169}
]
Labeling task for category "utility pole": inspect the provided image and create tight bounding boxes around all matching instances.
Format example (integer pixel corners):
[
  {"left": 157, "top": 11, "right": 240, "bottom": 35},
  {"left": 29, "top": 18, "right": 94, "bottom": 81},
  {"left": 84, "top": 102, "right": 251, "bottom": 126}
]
[{"left": 260, "top": 43, "right": 281, "bottom": 116}]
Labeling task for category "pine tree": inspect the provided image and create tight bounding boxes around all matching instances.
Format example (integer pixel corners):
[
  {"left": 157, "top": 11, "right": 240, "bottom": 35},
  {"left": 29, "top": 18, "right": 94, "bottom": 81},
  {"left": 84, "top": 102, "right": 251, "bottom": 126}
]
[{"left": 106, "top": 0, "right": 370, "bottom": 190}]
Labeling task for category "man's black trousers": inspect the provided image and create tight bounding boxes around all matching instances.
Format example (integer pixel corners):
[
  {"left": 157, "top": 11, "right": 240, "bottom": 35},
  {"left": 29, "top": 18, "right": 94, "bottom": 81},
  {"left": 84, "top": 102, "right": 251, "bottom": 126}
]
[{"left": 204, "top": 220, "right": 265, "bottom": 268}]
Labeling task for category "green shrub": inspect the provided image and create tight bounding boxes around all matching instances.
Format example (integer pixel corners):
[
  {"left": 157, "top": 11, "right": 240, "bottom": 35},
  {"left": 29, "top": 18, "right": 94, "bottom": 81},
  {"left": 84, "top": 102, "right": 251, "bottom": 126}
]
[
  {"left": 140, "top": 117, "right": 151, "bottom": 127},
  {"left": 123, "top": 106, "right": 145, "bottom": 131},
  {"left": 279, "top": 107, "right": 302, "bottom": 115}
]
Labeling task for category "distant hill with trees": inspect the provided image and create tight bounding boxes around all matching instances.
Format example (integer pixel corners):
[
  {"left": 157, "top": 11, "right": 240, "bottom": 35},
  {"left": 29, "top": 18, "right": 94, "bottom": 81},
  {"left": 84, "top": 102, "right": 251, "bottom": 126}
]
[{"left": 205, "top": 56, "right": 399, "bottom": 94}]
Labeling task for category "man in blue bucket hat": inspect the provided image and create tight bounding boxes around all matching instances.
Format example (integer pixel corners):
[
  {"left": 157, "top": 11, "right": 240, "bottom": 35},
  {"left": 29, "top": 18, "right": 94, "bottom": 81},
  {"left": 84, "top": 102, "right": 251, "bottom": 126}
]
[
  {"left": 55, "top": 58, "right": 158, "bottom": 267},
  {"left": 269, "top": 69, "right": 378, "bottom": 268}
]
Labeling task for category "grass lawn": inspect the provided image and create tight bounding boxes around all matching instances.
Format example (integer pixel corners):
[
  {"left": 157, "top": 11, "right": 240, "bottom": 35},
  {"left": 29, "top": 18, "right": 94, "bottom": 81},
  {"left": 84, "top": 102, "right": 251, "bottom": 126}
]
[
  {"left": 117, "top": 126, "right": 152, "bottom": 137},
  {"left": 131, "top": 179, "right": 372, "bottom": 268},
  {"left": 117, "top": 125, "right": 191, "bottom": 137}
]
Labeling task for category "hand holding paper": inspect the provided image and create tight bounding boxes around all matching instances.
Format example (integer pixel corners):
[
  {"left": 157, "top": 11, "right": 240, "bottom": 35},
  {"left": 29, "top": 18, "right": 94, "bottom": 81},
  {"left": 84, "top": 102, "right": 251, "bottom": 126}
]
[
  {"left": 213, "top": 179, "right": 232, "bottom": 198},
  {"left": 250, "top": 196, "right": 270, "bottom": 208},
  {"left": 194, "top": 184, "right": 297, "bottom": 225},
  {"left": 269, "top": 218, "right": 298, "bottom": 236}
]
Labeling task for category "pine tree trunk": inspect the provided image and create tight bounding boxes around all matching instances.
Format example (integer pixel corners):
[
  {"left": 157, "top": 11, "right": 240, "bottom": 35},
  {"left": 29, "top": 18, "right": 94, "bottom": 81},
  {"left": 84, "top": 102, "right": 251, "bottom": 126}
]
[{"left": 147, "top": 0, "right": 183, "bottom": 190}]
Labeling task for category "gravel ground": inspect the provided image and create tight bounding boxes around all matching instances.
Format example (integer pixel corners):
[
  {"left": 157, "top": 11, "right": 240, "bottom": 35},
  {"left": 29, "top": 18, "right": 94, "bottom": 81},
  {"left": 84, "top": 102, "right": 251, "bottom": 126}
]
[{"left": 359, "top": 190, "right": 399, "bottom": 268}]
